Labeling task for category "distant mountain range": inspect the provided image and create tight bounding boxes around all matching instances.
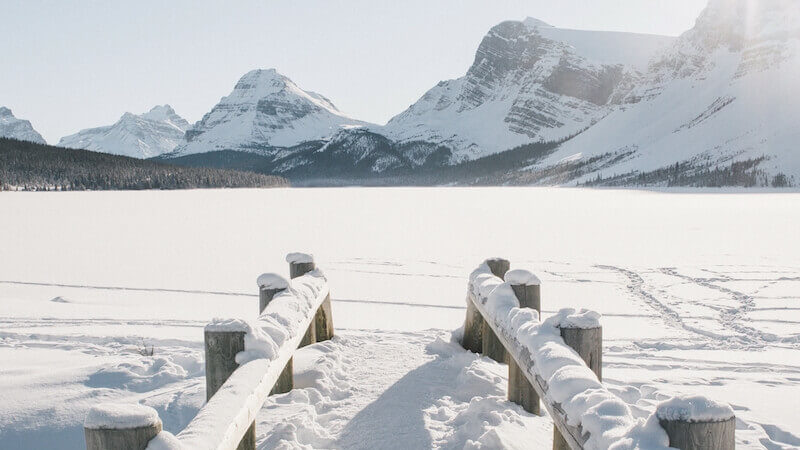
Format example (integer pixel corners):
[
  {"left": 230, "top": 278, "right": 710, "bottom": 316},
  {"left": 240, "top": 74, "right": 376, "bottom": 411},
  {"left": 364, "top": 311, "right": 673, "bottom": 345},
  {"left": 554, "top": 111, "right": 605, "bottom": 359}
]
[
  {"left": 58, "top": 105, "right": 190, "bottom": 159},
  {"left": 4, "top": 0, "right": 798, "bottom": 187}
]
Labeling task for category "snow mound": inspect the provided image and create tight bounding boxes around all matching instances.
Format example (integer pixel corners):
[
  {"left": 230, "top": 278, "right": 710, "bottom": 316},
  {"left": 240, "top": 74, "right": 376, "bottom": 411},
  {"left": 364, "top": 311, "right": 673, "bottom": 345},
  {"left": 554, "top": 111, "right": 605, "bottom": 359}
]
[
  {"left": 146, "top": 431, "right": 183, "bottom": 450},
  {"left": 256, "top": 273, "right": 289, "bottom": 289},
  {"left": 551, "top": 308, "right": 602, "bottom": 329},
  {"left": 205, "top": 318, "right": 249, "bottom": 333},
  {"left": 50, "top": 296, "right": 72, "bottom": 303},
  {"left": 286, "top": 252, "right": 314, "bottom": 264},
  {"left": 504, "top": 269, "right": 541, "bottom": 286},
  {"left": 656, "top": 395, "right": 735, "bottom": 423},
  {"left": 87, "top": 357, "right": 192, "bottom": 393},
  {"left": 84, "top": 403, "right": 160, "bottom": 430}
]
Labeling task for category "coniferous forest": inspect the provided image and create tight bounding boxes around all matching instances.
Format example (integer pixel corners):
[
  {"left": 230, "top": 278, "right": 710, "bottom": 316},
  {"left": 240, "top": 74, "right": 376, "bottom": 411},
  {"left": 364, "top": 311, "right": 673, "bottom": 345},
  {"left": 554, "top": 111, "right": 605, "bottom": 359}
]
[{"left": 0, "top": 138, "right": 288, "bottom": 191}]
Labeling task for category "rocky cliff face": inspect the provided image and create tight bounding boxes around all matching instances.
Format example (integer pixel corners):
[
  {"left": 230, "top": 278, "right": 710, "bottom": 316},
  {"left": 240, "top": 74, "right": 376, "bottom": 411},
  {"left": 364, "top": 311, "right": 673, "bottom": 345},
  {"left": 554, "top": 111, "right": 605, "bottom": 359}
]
[
  {"left": 532, "top": 0, "right": 800, "bottom": 185},
  {"left": 172, "top": 69, "right": 367, "bottom": 156},
  {"left": 379, "top": 18, "right": 673, "bottom": 162},
  {"left": 0, "top": 107, "right": 46, "bottom": 144},
  {"left": 58, "top": 105, "right": 189, "bottom": 158}
]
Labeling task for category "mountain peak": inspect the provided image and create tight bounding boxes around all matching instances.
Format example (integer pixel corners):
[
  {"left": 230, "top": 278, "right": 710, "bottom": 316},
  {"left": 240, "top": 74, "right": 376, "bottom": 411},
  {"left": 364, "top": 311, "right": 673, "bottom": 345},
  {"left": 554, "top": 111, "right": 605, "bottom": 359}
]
[
  {"left": 523, "top": 17, "right": 553, "bottom": 29},
  {"left": 141, "top": 104, "right": 179, "bottom": 122},
  {"left": 0, "top": 107, "right": 47, "bottom": 144},
  {"left": 59, "top": 106, "right": 190, "bottom": 158},
  {"left": 172, "top": 68, "right": 366, "bottom": 155}
]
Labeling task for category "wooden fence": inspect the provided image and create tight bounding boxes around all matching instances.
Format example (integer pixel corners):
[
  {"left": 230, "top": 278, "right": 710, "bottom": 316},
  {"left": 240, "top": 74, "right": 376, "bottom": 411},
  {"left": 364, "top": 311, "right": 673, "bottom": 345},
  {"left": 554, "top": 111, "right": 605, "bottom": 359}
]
[
  {"left": 82, "top": 255, "right": 735, "bottom": 450},
  {"left": 83, "top": 255, "right": 333, "bottom": 450},
  {"left": 463, "top": 257, "right": 736, "bottom": 450}
]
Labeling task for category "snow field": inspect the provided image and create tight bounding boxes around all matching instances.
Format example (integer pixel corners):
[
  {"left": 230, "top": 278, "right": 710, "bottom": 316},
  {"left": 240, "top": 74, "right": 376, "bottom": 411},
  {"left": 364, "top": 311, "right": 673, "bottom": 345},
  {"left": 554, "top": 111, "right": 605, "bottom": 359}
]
[{"left": 1, "top": 187, "right": 799, "bottom": 449}]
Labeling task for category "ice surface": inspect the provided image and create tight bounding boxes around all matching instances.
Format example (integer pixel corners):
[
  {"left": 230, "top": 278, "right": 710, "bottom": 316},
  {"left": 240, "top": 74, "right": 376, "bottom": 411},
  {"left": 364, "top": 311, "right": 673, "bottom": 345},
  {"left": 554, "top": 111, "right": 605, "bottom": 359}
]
[
  {"left": 656, "top": 395, "right": 735, "bottom": 423},
  {"left": 84, "top": 403, "right": 160, "bottom": 429}
]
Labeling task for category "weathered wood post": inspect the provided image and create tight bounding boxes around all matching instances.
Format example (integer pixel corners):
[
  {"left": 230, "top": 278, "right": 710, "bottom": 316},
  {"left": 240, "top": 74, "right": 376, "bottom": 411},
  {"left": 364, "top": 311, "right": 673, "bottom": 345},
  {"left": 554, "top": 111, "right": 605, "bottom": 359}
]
[
  {"left": 84, "top": 403, "right": 161, "bottom": 450},
  {"left": 481, "top": 258, "right": 510, "bottom": 363},
  {"left": 286, "top": 252, "right": 334, "bottom": 344},
  {"left": 288, "top": 252, "right": 317, "bottom": 346},
  {"left": 657, "top": 397, "right": 736, "bottom": 450},
  {"left": 553, "top": 311, "right": 602, "bottom": 450},
  {"left": 205, "top": 324, "right": 255, "bottom": 450},
  {"left": 257, "top": 273, "right": 292, "bottom": 395},
  {"left": 505, "top": 269, "right": 541, "bottom": 415}
]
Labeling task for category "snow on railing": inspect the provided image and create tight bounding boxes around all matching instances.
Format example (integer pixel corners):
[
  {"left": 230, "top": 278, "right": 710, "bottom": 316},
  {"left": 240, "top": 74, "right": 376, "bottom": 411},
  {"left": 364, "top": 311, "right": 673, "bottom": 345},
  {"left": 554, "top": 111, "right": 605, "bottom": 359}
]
[
  {"left": 462, "top": 258, "right": 735, "bottom": 450},
  {"left": 84, "top": 254, "right": 334, "bottom": 450}
]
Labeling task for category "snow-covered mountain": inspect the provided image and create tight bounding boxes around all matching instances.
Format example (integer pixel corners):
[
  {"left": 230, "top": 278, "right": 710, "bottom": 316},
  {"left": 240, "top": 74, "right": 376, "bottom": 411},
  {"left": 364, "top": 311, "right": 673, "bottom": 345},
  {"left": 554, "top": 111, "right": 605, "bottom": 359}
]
[
  {"left": 377, "top": 18, "right": 674, "bottom": 163},
  {"left": 532, "top": 0, "right": 800, "bottom": 185},
  {"left": 172, "top": 69, "right": 367, "bottom": 156},
  {"left": 0, "top": 107, "right": 46, "bottom": 144},
  {"left": 58, "top": 105, "right": 189, "bottom": 159},
  {"left": 164, "top": 0, "right": 799, "bottom": 186}
]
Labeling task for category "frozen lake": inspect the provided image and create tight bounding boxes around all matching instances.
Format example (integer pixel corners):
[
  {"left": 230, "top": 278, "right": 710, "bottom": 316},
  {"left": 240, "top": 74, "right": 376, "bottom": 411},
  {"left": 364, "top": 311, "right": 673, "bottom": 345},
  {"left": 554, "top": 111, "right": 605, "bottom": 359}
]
[{"left": 1, "top": 188, "right": 799, "bottom": 448}]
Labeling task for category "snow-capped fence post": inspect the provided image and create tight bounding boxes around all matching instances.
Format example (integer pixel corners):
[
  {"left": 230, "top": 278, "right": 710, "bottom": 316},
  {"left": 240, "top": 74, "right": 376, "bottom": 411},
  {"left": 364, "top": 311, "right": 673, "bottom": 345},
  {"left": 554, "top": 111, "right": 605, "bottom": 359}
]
[
  {"left": 286, "top": 252, "right": 335, "bottom": 346},
  {"left": 481, "top": 258, "right": 510, "bottom": 362},
  {"left": 84, "top": 404, "right": 162, "bottom": 450},
  {"left": 552, "top": 319, "right": 603, "bottom": 450},
  {"left": 258, "top": 273, "right": 292, "bottom": 395},
  {"left": 204, "top": 327, "right": 256, "bottom": 450},
  {"left": 656, "top": 398, "right": 736, "bottom": 450},
  {"left": 505, "top": 269, "right": 541, "bottom": 415}
]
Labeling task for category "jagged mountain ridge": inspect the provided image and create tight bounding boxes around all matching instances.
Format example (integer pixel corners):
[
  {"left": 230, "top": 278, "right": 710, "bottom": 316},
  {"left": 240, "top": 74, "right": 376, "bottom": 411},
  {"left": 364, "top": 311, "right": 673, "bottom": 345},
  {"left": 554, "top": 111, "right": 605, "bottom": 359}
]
[
  {"left": 58, "top": 105, "right": 190, "bottom": 159},
  {"left": 0, "top": 107, "right": 46, "bottom": 144},
  {"left": 162, "top": 19, "right": 675, "bottom": 176},
  {"left": 375, "top": 18, "right": 674, "bottom": 163},
  {"left": 530, "top": 0, "right": 800, "bottom": 185},
  {"left": 150, "top": 0, "right": 800, "bottom": 186},
  {"left": 172, "top": 69, "right": 368, "bottom": 157}
]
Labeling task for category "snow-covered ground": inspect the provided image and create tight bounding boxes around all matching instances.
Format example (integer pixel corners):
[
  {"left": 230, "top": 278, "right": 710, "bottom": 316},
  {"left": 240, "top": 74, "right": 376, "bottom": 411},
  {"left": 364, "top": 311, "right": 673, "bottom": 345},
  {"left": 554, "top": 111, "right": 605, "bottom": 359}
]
[{"left": 1, "top": 188, "right": 798, "bottom": 449}]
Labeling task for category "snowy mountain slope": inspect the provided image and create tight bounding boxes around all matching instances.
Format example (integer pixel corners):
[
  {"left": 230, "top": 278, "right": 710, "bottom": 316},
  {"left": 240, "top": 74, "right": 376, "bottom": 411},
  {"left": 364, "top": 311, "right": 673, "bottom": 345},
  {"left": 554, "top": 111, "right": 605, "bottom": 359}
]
[
  {"left": 535, "top": 0, "right": 800, "bottom": 185},
  {"left": 172, "top": 69, "right": 368, "bottom": 157},
  {"left": 0, "top": 107, "right": 46, "bottom": 144},
  {"left": 58, "top": 105, "right": 189, "bottom": 159},
  {"left": 377, "top": 18, "right": 674, "bottom": 163}
]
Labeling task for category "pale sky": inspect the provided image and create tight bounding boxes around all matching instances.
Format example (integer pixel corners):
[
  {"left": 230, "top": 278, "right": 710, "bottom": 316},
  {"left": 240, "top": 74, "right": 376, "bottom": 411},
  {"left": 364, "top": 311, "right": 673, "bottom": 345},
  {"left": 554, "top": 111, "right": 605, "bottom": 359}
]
[{"left": 1, "top": 1, "right": 707, "bottom": 143}]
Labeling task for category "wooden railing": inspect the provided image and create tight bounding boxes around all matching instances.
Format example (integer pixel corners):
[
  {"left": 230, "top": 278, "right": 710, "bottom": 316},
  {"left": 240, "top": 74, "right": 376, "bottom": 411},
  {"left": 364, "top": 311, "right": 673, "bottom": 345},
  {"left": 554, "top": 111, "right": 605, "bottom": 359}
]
[
  {"left": 82, "top": 254, "right": 735, "bottom": 450},
  {"left": 462, "top": 257, "right": 735, "bottom": 450},
  {"left": 83, "top": 254, "right": 333, "bottom": 450}
]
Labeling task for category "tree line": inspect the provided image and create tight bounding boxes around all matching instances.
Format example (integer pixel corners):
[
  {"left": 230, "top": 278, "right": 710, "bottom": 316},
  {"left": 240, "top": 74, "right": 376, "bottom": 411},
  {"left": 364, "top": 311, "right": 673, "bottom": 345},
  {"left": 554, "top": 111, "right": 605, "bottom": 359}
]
[{"left": 0, "top": 138, "right": 288, "bottom": 191}]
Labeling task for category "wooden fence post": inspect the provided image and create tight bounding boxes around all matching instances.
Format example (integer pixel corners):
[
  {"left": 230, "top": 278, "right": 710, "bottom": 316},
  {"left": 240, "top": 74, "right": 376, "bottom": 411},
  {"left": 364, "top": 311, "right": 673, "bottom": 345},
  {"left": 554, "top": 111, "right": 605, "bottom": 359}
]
[
  {"left": 481, "top": 258, "right": 510, "bottom": 363},
  {"left": 506, "top": 269, "right": 541, "bottom": 415},
  {"left": 287, "top": 253, "right": 318, "bottom": 346},
  {"left": 205, "top": 328, "right": 256, "bottom": 450},
  {"left": 553, "top": 322, "right": 602, "bottom": 450},
  {"left": 258, "top": 273, "right": 292, "bottom": 395},
  {"left": 657, "top": 399, "right": 735, "bottom": 450},
  {"left": 462, "top": 297, "right": 484, "bottom": 354},
  {"left": 462, "top": 258, "right": 510, "bottom": 355},
  {"left": 84, "top": 403, "right": 161, "bottom": 450}
]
